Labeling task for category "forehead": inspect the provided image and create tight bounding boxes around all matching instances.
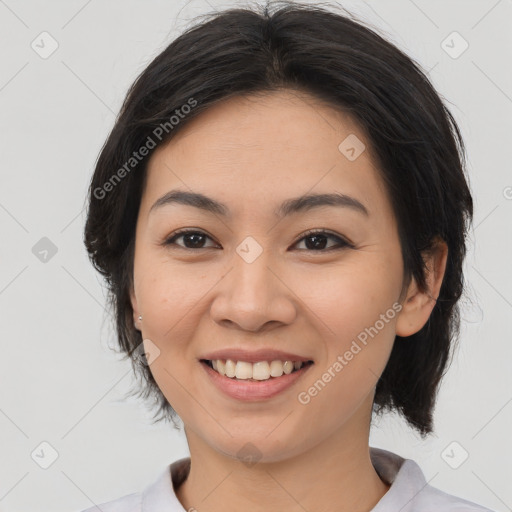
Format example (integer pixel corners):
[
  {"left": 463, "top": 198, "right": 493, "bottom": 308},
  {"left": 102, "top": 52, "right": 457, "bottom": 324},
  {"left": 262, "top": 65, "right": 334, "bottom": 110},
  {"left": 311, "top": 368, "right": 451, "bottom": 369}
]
[{"left": 141, "top": 90, "right": 390, "bottom": 220}]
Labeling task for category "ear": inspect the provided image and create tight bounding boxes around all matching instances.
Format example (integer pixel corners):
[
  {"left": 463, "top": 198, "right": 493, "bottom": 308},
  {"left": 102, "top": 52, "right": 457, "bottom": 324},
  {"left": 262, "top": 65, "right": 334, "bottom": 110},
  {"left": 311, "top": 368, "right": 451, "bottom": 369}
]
[
  {"left": 395, "top": 237, "right": 448, "bottom": 337},
  {"left": 130, "top": 285, "right": 141, "bottom": 331}
]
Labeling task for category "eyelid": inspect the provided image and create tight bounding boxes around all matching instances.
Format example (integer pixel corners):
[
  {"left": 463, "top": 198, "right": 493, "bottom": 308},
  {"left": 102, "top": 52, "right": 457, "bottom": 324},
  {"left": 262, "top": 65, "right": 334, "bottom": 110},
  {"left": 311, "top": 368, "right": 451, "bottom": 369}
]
[
  {"left": 163, "top": 227, "right": 220, "bottom": 248},
  {"left": 292, "top": 228, "right": 354, "bottom": 249},
  {"left": 163, "top": 228, "right": 354, "bottom": 251}
]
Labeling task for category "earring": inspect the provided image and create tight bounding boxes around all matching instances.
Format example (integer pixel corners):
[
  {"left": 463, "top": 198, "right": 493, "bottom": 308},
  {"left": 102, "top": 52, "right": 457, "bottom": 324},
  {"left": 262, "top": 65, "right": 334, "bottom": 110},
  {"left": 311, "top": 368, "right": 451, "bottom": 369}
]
[{"left": 138, "top": 315, "right": 142, "bottom": 321}]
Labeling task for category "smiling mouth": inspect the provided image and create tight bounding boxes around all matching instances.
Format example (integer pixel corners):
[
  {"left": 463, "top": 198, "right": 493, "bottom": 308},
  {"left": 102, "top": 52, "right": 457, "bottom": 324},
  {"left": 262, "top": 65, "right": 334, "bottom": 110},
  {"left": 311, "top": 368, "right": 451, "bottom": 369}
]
[{"left": 200, "top": 359, "right": 314, "bottom": 381}]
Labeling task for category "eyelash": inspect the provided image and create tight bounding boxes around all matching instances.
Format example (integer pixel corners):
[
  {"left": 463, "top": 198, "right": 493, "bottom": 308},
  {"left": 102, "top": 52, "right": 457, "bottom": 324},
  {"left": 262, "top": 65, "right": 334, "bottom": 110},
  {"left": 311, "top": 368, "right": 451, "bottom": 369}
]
[{"left": 162, "top": 228, "right": 354, "bottom": 252}]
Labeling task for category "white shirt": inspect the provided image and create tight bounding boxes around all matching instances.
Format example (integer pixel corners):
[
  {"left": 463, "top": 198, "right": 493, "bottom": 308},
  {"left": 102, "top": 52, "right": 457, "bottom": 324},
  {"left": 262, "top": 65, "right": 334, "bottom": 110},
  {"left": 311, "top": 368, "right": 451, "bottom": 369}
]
[{"left": 80, "top": 447, "right": 495, "bottom": 511}]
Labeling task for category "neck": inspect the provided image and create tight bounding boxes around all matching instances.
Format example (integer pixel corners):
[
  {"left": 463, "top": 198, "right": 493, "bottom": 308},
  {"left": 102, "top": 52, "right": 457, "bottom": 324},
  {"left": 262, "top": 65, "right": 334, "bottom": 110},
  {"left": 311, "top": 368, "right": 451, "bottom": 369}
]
[{"left": 176, "top": 424, "right": 390, "bottom": 512}]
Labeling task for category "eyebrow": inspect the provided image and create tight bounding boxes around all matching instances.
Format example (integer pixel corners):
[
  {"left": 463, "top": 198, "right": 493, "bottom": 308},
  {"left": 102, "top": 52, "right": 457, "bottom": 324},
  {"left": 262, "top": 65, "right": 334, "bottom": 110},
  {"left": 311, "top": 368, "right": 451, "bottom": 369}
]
[{"left": 149, "top": 189, "right": 369, "bottom": 218}]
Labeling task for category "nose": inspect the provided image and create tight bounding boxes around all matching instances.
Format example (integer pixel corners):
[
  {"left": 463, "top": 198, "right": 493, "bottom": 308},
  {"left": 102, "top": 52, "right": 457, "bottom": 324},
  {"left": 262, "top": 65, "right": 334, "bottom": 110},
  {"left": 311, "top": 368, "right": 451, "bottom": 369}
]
[{"left": 210, "top": 248, "right": 297, "bottom": 333}]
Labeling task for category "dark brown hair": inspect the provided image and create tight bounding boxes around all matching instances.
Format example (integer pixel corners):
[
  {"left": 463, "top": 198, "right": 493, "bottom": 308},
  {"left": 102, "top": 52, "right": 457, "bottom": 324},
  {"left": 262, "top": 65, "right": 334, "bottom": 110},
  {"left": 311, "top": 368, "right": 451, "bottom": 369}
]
[{"left": 84, "top": 1, "right": 473, "bottom": 437}]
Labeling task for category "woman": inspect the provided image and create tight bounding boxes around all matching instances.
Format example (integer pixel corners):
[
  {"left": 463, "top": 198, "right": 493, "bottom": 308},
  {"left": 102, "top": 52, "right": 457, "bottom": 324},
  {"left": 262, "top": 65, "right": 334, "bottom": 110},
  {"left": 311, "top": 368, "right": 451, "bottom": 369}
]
[{"left": 82, "top": 2, "right": 495, "bottom": 511}]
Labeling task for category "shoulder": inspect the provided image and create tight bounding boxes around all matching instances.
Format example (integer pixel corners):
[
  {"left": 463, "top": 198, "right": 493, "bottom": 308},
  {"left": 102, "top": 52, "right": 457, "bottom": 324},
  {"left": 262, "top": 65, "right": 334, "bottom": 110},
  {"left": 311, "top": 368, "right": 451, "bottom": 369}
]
[
  {"left": 78, "top": 492, "right": 142, "bottom": 512},
  {"left": 369, "top": 447, "right": 497, "bottom": 512},
  {"left": 79, "top": 493, "right": 142, "bottom": 512},
  {"left": 414, "top": 481, "right": 496, "bottom": 512},
  {"left": 75, "top": 460, "right": 188, "bottom": 512}
]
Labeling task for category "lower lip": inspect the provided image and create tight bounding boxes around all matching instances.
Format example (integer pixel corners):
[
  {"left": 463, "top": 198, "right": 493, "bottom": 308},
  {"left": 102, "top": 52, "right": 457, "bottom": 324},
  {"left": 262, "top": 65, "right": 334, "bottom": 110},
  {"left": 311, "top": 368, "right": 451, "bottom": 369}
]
[{"left": 201, "top": 361, "right": 313, "bottom": 401}]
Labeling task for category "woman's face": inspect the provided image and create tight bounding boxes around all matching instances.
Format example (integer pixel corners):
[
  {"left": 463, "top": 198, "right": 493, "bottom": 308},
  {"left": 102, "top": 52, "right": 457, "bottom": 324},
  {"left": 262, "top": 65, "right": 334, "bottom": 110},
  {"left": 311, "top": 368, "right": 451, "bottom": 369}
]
[{"left": 130, "top": 90, "right": 407, "bottom": 462}]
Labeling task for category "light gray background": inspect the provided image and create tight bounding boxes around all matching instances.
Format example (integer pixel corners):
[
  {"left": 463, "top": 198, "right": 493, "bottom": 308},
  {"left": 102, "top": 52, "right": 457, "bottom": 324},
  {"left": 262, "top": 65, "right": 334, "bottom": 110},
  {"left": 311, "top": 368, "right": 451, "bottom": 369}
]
[{"left": 0, "top": 0, "right": 511, "bottom": 511}]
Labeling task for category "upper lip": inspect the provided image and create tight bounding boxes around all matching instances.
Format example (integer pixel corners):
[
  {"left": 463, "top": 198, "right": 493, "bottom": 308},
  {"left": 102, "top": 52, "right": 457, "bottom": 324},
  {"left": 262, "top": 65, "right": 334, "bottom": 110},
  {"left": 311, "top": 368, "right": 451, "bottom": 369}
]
[{"left": 200, "top": 348, "right": 314, "bottom": 364}]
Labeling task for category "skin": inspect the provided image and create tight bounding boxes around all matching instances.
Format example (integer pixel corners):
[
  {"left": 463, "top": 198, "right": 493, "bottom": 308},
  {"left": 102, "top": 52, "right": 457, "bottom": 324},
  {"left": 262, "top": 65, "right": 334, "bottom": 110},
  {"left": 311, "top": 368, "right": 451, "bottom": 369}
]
[{"left": 130, "top": 89, "right": 448, "bottom": 512}]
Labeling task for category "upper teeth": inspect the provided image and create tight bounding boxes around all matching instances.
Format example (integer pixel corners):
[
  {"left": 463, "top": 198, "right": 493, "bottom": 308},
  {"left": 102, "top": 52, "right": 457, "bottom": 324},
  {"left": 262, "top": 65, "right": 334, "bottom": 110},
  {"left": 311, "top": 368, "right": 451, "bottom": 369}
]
[{"left": 211, "top": 359, "right": 304, "bottom": 380}]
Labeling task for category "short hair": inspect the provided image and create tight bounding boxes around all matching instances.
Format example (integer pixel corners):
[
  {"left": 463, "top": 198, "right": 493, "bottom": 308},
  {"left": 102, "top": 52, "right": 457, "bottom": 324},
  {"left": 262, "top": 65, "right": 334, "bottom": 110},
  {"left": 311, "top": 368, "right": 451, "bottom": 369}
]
[{"left": 84, "top": 1, "right": 473, "bottom": 438}]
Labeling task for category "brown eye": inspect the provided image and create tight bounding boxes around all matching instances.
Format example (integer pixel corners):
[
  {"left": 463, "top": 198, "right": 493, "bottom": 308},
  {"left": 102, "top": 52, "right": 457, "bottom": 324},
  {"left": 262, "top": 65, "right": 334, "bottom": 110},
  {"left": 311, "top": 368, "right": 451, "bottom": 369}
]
[
  {"left": 293, "top": 230, "right": 353, "bottom": 251},
  {"left": 163, "top": 228, "right": 353, "bottom": 252},
  {"left": 164, "top": 230, "right": 218, "bottom": 249}
]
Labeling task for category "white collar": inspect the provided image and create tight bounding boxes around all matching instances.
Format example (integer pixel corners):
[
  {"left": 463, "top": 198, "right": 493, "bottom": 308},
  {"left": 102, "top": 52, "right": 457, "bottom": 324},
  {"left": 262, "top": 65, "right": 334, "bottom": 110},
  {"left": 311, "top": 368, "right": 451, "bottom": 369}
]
[{"left": 135, "top": 446, "right": 492, "bottom": 512}]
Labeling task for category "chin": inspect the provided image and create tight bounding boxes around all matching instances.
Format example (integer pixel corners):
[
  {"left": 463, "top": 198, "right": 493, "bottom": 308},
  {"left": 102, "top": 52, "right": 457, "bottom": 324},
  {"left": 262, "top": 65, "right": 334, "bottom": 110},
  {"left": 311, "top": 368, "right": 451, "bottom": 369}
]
[{"left": 202, "top": 428, "right": 312, "bottom": 466}]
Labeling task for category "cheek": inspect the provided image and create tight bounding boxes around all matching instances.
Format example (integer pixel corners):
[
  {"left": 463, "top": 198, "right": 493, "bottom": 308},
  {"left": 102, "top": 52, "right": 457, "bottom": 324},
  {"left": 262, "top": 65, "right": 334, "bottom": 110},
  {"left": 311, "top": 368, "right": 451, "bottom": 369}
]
[
  {"left": 290, "top": 256, "right": 401, "bottom": 343},
  {"left": 293, "top": 294, "right": 397, "bottom": 446},
  {"left": 289, "top": 258, "right": 400, "bottom": 410},
  {"left": 135, "top": 264, "right": 209, "bottom": 417},
  {"left": 136, "top": 256, "right": 210, "bottom": 330}
]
